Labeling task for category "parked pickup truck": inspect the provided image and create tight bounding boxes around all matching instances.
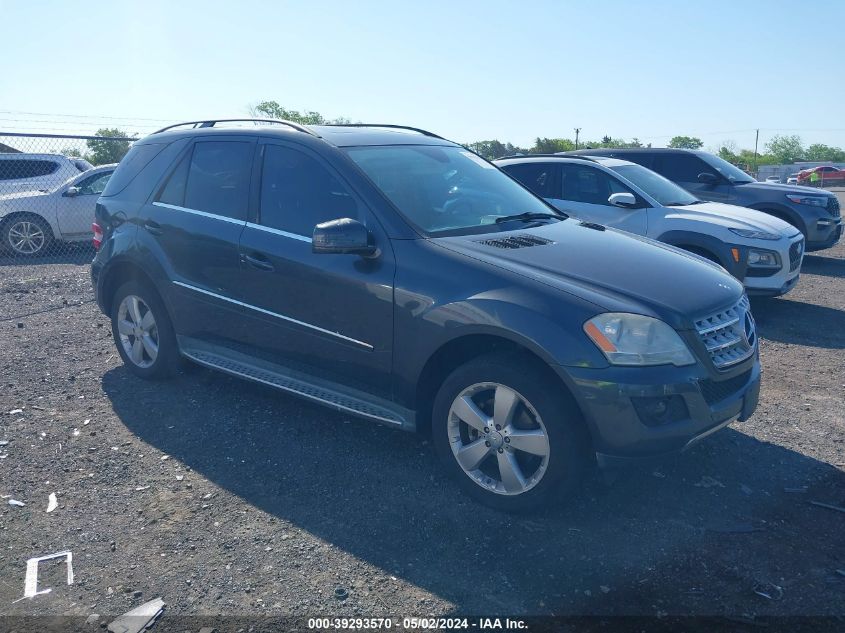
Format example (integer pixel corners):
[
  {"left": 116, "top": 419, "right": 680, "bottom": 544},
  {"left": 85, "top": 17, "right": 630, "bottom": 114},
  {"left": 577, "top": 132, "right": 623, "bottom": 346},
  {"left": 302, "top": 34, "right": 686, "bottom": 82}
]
[{"left": 797, "top": 166, "right": 845, "bottom": 187}]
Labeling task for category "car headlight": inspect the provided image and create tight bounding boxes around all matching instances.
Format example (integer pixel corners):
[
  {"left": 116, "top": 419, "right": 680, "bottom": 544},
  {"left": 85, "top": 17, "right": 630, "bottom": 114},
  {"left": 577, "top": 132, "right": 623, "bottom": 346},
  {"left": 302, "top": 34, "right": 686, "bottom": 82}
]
[
  {"left": 746, "top": 248, "right": 781, "bottom": 268},
  {"left": 786, "top": 194, "right": 829, "bottom": 207},
  {"left": 584, "top": 313, "right": 695, "bottom": 367},
  {"left": 729, "top": 228, "right": 780, "bottom": 240}
]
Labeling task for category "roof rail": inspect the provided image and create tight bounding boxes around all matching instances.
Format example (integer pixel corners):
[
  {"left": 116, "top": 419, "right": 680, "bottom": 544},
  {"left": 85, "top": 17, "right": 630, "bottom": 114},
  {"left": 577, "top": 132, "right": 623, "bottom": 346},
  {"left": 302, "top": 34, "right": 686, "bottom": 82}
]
[
  {"left": 318, "top": 123, "right": 445, "bottom": 140},
  {"left": 496, "top": 153, "right": 598, "bottom": 162},
  {"left": 152, "top": 118, "right": 319, "bottom": 136}
]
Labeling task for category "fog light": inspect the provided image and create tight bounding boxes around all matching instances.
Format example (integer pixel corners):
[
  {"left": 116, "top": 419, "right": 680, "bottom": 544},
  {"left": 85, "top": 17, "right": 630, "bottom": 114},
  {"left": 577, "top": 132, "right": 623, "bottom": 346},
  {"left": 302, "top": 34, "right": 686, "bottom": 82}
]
[{"left": 631, "top": 395, "right": 689, "bottom": 427}]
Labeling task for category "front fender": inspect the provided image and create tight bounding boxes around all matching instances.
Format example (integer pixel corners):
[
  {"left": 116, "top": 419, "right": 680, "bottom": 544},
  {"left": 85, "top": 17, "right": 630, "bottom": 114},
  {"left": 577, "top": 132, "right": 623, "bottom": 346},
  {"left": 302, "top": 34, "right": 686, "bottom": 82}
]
[{"left": 656, "top": 229, "right": 744, "bottom": 279}]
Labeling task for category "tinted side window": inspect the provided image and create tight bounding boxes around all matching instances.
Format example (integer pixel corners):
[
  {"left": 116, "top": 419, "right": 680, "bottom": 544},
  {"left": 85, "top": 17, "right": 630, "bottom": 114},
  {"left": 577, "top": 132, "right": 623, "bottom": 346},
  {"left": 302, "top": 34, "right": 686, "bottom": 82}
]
[
  {"left": 259, "top": 144, "right": 358, "bottom": 236},
  {"left": 183, "top": 142, "right": 253, "bottom": 219},
  {"left": 101, "top": 143, "right": 165, "bottom": 196},
  {"left": 652, "top": 154, "right": 714, "bottom": 184},
  {"left": 561, "top": 164, "right": 633, "bottom": 205},
  {"left": 503, "top": 163, "right": 557, "bottom": 198},
  {"left": 0, "top": 159, "right": 58, "bottom": 180},
  {"left": 157, "top": 151, "right": 191, "bottom": 206}
]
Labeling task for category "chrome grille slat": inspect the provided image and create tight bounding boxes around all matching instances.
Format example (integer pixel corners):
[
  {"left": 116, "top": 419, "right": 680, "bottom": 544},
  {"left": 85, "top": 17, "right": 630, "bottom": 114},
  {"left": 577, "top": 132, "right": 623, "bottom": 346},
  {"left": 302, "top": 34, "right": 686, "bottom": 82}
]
[{"left": 695, "top": 296, "right": 756, "bottom": 370}]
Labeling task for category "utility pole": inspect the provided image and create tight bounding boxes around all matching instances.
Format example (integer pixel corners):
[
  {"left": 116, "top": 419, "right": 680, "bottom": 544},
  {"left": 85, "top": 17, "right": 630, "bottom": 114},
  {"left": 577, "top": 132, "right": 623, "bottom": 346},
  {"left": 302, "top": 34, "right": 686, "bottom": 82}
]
[
  {"left": 574, "top": 128, "right": 581, "bottom": 150},
  {"left": 753, "top": 129, "right": 759, "bottom": 176}
]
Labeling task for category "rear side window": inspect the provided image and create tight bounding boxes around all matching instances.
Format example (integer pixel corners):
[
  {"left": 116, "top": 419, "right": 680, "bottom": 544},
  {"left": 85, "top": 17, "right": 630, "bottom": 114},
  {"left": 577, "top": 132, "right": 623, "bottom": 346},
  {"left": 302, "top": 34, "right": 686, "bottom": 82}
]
[
  {"left": 560, "top": 164, "right": 634, "bottom": 205},
  {"left": 0, "top": 159, "right": 59, "bottom": 180},
  {"left": 503, "top": 163, "right": 557, "bottom": 198},
  {"left": 101, "top": 143, "right": 164, "bottom": 196},
  {"left": 259, "top": 144, "right": 358, "bottom": 236},
  {"left": 183, "top": 142, "right": 253, "bottom": 219},
  {"left": 652, "top": 154, "right": 714, "bottom": 184}
]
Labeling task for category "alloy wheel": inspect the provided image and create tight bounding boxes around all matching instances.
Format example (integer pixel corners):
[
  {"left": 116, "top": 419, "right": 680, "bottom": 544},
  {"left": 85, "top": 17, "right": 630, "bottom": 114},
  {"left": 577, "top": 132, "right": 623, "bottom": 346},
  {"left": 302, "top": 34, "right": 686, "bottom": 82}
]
[
  {"left": 117, "top": 295, "right": 159, "bottom": 369},
  {"left": 447, "top": 382, "right": 551, "bottom": 496},
  {"left": 7, "top": 220, "right": 46, "bottom": 255}
]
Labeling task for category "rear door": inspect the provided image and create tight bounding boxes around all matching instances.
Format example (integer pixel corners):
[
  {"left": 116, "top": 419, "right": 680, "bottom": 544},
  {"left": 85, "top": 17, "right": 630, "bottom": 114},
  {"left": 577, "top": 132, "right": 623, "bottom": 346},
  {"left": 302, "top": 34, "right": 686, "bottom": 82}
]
[
  {"left": 140, "top": 137, "right": 255, "bottom": 343},
  {"left": 56, "top": 170, "right": 113, "bottom": 237},
  {"left": 652, "top": 153, "right": 733, "bottom": 203},
  {"left": 553, "top": 163, "right": 647, "bottom": 234},
  {"left": 234, "top": 139, "right": 395, "bottom": 397}
]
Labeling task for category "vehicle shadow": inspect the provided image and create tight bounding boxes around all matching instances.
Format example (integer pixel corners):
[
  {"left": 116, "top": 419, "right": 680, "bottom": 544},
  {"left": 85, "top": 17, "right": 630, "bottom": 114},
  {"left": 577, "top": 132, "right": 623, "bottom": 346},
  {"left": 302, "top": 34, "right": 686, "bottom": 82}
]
[
  {"left": 801, "top": 254, "right": 845, "bottom": 279},
  {"left": 750, "top": 297, "right": 845, "bottom": 349},
  {"left": 102, "top": 366, "right": 845, "bottom": 616}
]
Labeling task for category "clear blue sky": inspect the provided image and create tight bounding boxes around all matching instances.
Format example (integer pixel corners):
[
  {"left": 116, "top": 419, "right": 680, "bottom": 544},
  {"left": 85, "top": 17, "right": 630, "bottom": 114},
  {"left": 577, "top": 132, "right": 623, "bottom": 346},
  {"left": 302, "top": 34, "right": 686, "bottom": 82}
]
[{"left": 1, "top": 0, "right": 843, "bottom": 151}]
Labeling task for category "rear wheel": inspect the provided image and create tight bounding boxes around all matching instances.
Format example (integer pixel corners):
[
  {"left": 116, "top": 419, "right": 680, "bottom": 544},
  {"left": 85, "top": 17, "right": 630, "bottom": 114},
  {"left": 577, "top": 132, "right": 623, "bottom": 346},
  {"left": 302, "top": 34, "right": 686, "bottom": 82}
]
[
  {"left": 432, "top": 353, "right": 588, "bottom": 512},
  {"left": 3, "top": 215, "right": 53, "bottom": 257},
  {"left": 110, "top": 280, "right": 180, "bottom": 379}
]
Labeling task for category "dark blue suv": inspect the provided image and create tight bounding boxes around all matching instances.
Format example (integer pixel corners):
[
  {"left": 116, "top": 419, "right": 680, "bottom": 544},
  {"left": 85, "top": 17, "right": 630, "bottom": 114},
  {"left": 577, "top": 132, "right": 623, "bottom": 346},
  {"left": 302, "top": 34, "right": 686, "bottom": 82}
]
[{"left": 92, "top": 119, "right": 761, "bottom": 511}]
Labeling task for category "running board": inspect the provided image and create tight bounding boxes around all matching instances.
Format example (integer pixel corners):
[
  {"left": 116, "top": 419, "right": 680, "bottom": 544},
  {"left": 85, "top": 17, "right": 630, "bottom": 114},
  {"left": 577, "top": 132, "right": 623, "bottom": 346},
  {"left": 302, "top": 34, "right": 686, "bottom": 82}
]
[{"left": 178, "top": 338, "right": 415, "bottom": 431}]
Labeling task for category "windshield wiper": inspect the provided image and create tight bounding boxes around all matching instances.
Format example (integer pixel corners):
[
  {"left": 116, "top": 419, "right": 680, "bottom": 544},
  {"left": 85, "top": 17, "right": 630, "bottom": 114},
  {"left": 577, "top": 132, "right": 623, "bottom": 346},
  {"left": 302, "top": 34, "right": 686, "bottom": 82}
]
[{"left": 495, "top": 211, "right": 565, "bottom": 224}]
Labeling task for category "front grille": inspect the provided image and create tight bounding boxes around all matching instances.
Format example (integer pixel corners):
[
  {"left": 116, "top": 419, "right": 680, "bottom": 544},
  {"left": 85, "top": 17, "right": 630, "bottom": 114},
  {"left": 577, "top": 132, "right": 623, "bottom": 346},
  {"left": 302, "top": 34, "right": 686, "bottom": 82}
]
[
  {"left": 700, "top": 369, "right": 752, "bottom": 406},
  {"left": 694, "top": 295, "right": 756, "bottom": 370},
  {"left": 829, "top": 196, "right": 841, "bottom": 218},
  {"left": 479, "top": 234, "right": 555, "bottom": 249},
  {"left": 789, "top": 238, "right": 804, "bottom": 272}
]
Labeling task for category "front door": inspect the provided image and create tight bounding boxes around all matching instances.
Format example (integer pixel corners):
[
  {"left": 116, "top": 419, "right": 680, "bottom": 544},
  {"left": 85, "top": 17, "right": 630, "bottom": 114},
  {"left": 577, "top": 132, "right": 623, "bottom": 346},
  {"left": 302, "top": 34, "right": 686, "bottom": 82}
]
[
  {"left": 57, "top": 170, "right": 113, "bottom": 237},
  {"left": 235, "top": 140, "right": 395, "bottom": 398},
  {"left": 550, "top": 163, "right": 647, "bottom": 235}
]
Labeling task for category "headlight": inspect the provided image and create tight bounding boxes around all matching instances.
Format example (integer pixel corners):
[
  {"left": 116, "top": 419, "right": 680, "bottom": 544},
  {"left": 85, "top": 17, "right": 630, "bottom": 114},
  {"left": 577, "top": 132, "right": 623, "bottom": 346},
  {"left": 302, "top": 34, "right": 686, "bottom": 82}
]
[
  {"left": 747, "top": 248, "right": 781, "bottom": 268},
  {"left": 729, "top": 228, "right": 780, "bottom": 240},
  {"left": 584, "top": 313, "right": 695, "bottom": 367},
  {"left": 786, "top": 194, "right": 829, "bottom": 207}
]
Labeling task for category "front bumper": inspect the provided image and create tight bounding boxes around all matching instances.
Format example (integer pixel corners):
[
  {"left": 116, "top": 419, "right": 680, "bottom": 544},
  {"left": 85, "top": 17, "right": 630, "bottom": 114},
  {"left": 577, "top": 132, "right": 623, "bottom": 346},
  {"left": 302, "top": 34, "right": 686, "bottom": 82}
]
[
  {"left": 737, "top": 234, "right": 804, "bottom": 297},
  {"left": 805, "top": 215, "right": 842, "bottom": 251},
  {"left": 557, "top": 354, "right": 761, "bottom": 463}
]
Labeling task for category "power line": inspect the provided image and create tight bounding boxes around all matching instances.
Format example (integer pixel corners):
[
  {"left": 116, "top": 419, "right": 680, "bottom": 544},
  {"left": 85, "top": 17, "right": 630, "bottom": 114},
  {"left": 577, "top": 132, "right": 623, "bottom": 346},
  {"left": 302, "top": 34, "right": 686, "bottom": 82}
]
[{"left": 0, "top": 109, "right": 173, "bottom": 122}]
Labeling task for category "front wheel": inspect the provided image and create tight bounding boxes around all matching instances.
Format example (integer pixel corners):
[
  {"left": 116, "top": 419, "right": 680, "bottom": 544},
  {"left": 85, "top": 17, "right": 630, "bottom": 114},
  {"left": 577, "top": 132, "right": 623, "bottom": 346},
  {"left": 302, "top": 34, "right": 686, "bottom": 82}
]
[
  {"left": 432, "top": 353, "right": 589, "bottom": 512},
  {"left": 3, "top": 215, "right": 53, "bottom": 257},
  {"left": 110, "top": 280, "right": 180, "bottom": 379}
]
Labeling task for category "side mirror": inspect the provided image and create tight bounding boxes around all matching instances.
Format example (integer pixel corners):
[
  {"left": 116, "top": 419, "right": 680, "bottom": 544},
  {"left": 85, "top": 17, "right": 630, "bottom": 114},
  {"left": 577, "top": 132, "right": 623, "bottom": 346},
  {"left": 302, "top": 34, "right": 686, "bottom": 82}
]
[
  {"left": 697, "top": 172, "right": 718, "bottom": 185},
  {"left": 608, "top": 192, "right": 637, "bottom": 208},
  {"left": 312, "top": 218, "right": 376, "bottom": 256},
  {"left": 63, "top": 186, "right": 80, "bottom": 197}
]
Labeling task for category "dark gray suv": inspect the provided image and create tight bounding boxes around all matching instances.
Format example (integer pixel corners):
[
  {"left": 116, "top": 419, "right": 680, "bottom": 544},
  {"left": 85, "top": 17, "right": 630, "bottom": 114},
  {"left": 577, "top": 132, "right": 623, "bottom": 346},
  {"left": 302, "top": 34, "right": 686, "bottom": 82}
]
[
  {"left": 567, "top": 148, "right": 842, "bottom": 251},
  {"left": 92, "top": 119, "right": 761, "bottom": 511}
]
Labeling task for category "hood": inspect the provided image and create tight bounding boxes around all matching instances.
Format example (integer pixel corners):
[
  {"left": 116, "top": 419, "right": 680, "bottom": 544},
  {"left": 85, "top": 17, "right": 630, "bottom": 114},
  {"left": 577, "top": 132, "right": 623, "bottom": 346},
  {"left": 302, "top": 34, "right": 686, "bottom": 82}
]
[
  {"left": 433, "top": 219, "right": 744, "bottom": 329},
  {"left": 665, "top": 201, "right": 799, "bottom": 237},
  {"left": 738, "top": 180, "right": 836, "bottom": 197}
]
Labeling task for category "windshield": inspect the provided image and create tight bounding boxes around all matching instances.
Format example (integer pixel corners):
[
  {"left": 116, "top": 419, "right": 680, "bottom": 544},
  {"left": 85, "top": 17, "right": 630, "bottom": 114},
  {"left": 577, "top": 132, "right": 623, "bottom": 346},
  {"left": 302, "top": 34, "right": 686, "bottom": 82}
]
[
  {"left": 345, "top": 145, "right": 561, "bottom": 235},
  {"left": 698, "top": 153, "right": 755, "bottom": 184},
  {"left": 610, "top": 164, "right": 698, "bottom": 206}
]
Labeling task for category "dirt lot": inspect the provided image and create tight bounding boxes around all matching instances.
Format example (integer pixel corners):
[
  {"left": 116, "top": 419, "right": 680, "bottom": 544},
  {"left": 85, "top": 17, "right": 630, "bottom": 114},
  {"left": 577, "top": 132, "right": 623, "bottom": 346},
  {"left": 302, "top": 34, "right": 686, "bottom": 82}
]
[{"left": 1, "top": 224, "right": 844, "bottom": 629}]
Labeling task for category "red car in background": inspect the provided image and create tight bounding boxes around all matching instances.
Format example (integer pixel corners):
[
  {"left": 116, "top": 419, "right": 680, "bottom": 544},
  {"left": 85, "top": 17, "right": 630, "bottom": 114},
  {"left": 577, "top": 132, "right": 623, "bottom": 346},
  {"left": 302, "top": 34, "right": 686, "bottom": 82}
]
[{"left": 797, "top": 165, "right": 845, "bottom": 186}]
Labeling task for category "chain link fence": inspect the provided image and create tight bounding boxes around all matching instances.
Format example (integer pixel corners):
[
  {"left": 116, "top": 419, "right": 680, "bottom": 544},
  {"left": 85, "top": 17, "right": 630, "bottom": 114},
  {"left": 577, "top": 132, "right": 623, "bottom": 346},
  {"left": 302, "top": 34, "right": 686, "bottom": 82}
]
[{"left": 1, "top": 133, "right": 134, "bottom": 322}]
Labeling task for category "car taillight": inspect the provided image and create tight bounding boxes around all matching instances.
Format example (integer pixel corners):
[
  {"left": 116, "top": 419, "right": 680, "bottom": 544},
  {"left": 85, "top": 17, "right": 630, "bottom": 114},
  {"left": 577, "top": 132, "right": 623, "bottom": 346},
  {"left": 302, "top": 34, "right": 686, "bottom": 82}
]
[{"left": 92, "top": 222, "right": 103, "bottom": 250}]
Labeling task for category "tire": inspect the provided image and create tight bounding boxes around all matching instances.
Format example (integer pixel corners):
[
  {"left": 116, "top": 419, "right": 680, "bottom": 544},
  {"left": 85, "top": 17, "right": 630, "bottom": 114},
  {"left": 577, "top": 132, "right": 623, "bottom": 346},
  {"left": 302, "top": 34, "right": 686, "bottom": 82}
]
[
  {"left": 432, "top": 353, "right": 589, "bottom": 512},
  {"left": 110, "top": 280, "right": 180, "bottom": 380},
  {"left": 3, "top": 215, "right": 53, "bottom": 257}
]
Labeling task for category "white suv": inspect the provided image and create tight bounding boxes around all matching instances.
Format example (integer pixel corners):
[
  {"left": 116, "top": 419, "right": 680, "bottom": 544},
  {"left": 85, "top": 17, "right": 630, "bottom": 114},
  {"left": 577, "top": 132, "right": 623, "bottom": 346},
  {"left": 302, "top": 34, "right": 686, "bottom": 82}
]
[
  {"left": 0, "top": 153, "right": 93, "bottom": 194},
  {"left": 497, "top": 155, "right": 805, "bottom": 297},
  {"left": 0, "top": 163, "right": 115, "bottom": 256}
]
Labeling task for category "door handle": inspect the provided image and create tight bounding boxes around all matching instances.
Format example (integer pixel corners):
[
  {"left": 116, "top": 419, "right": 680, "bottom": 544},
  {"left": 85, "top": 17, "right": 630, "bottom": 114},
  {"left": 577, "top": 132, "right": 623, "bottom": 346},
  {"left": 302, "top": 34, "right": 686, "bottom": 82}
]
[
  {"left": 144, "top": 220, "right": 163, "bottom": 236},
  {"left": 242, "top": 253, "right": 275, "bottom": 272}
]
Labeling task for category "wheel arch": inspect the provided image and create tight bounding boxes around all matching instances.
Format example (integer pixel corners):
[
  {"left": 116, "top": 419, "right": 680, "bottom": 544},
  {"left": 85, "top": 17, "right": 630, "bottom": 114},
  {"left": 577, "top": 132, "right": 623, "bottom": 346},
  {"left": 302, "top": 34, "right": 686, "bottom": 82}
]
[
  {"left": 746, "top": 203, "right": 806, "bottom": 235},
  {"left": 0, "top": 211, "right": 58, "bottom": 245},
  {"left": 99, "top": 258, "right": 168, "bottom": 319},
  {"left": 414, "top": 332, "right": 586, "bottom": 439}
]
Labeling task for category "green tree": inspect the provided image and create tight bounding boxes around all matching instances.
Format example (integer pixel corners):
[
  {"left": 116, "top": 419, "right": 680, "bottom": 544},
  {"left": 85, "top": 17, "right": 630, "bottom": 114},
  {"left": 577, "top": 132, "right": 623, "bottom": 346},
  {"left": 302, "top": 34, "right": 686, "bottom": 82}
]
[
  {"left": 668, "top": 135, "right": 704, "bottom": 149},
  {"left": 86, "top": 128, "right": 133, "bottom": 165},
  {"left": 531, "top": 137, "right": 575, "bottom": 153},
  {"left": 250, "top": 101, "right": 350, "bottom": 125},
  {"left": 805, "top": 143, "right": 845, "bottom": 162},
  {"left": 765, "top": 134, "right": 804, "bottom": 164},
  {"left": 466, "top": 140, "right": 526, "bottom": 160}
]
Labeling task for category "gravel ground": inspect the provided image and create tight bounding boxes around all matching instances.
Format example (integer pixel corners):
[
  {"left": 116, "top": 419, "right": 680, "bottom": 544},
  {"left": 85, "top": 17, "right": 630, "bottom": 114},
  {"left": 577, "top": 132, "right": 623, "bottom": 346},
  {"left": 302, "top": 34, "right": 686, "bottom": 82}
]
[{"left": 1, "top": 230, "right": 843, "bottom": 627}]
